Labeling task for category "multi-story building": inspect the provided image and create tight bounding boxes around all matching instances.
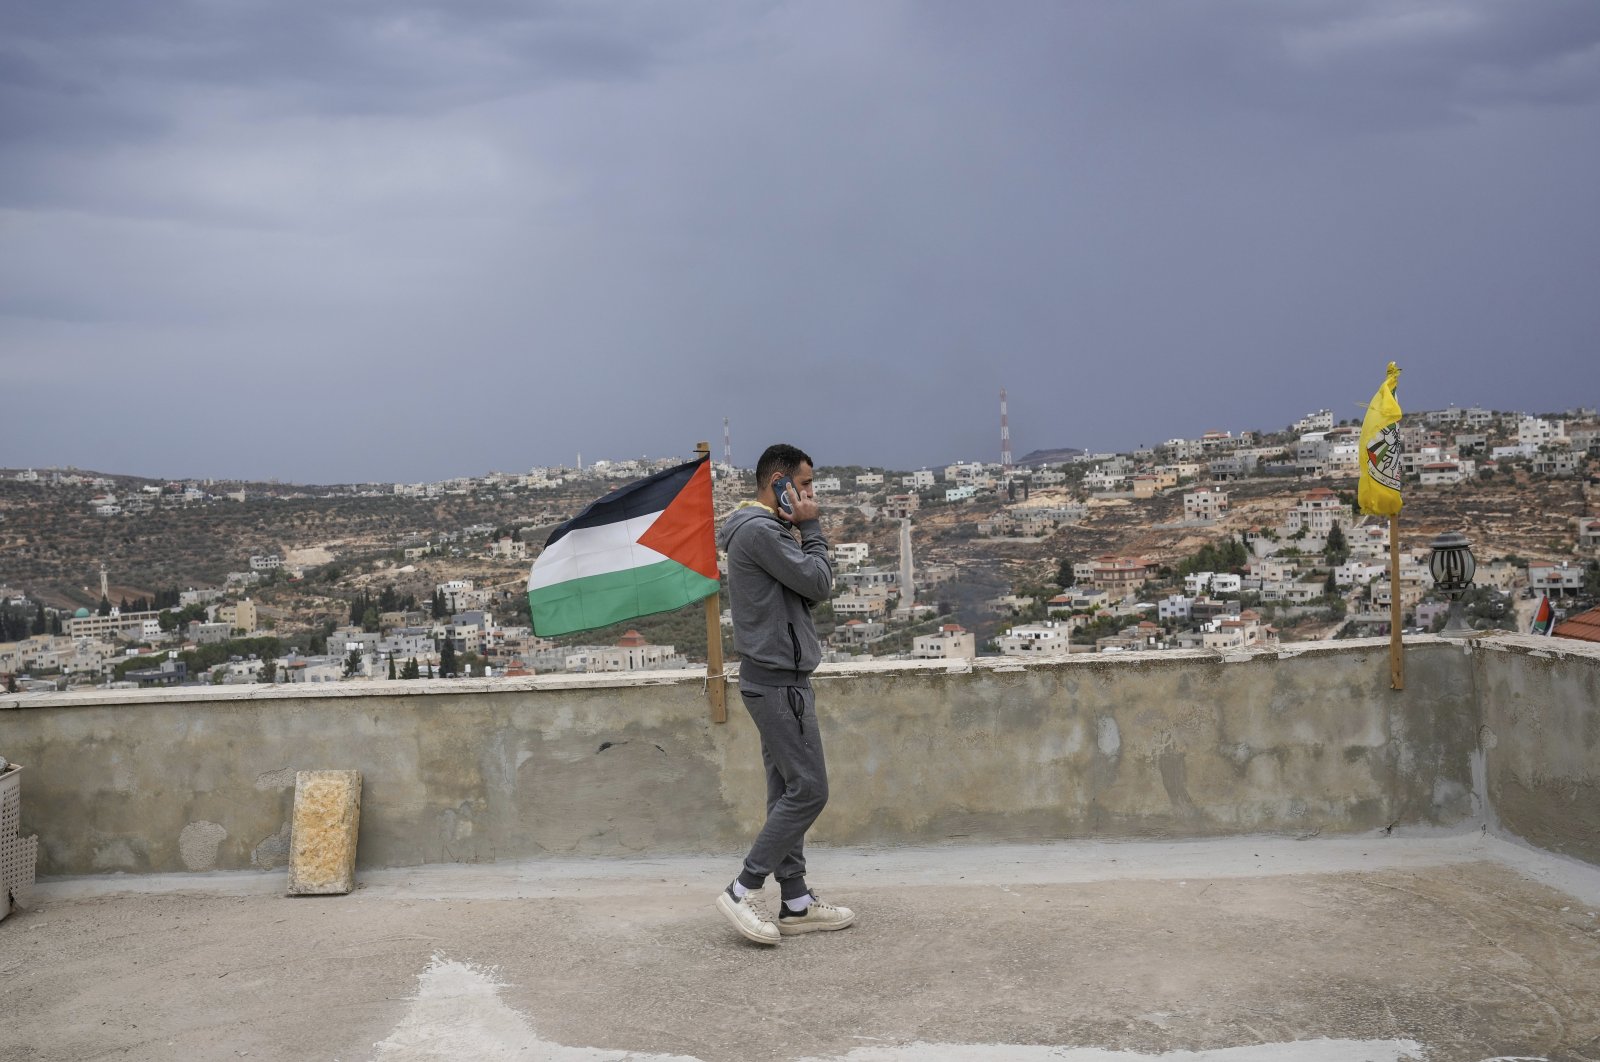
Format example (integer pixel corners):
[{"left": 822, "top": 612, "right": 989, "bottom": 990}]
[
  {"left": 995, "top": 621, "right": 1074, "bottom": 657},
  {"left": 833, "top": 542, "right": 869, "bottom": 568},
  {"left": 881, "top": 494, "right": 919, "bottom": 519},
  {"left": 1529, "top": 561, "right": 1585, "bottom": 596},
  {"left": 65, "top": 609, "right": 161, "bottom": 641},
  {"left": 1517, "top": 416, "right": 1562, "bottom": 446},
  {"left": 833, "top": 619, "right": 884, "bottom": 646},
  {"left": 1284, "top": 488, "right": 1352, "bottom": 537},
  {"left": 1419, "top": 462, "right": 1467, "bottom": 486},
  {"left": 1295, "top": 435, "right": 1330, "bottom": 477},
  {"left": 1157, "top": 595, "right": 1193, "bottom": 622},
  {"left": 1080, "top": 555, "right": 1152, "bottom": 593},
  {"left": 1579, "top": 519, "right": 1600, "bottom": 555},
  {"left": 1294, "top": 410, "right": 1334, "bottom": 434},
  {"left": 1183, "top": 488, "right": 1229, "bottom": 521},
  {"left": 1201, "top": 610, "right": 1274, "bottom": 649},
  {"left": 1532, "top": 452, "right": 1584, "bottom": 477},
  {"left": 833, "top": 594, "right": 888, "bottom": 619},
  {"left": 1208, "top": 455, "right": 1259, "bottom": 481},
  {"left": 912, "top": 625, "right": 977, "bottom": 660}
]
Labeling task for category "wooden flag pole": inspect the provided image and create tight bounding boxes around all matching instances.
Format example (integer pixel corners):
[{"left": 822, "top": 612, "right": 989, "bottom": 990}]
[
  {"left": 1389, "top": 517, "right": 1404, "bottom": 690},
  {"left": 696, "top": 441, "right": 728, "bottom": 723}
]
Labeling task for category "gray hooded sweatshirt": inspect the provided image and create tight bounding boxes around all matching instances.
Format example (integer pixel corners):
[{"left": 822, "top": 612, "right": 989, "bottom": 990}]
[{"left": 717, "top": 505, "right": 834, "bottom": 687}]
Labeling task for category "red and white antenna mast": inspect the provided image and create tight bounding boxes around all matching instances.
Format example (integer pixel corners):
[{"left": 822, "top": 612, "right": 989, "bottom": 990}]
[
  {"left": 1000, "top": 388, "right": 1013, "bottom": 471},
  {"left": 722, "top": 417, "right": 732, "bottom": 467}
]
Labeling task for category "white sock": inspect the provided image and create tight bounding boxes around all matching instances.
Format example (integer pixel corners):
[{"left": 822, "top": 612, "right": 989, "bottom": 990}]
[
  {"left": 785, "top": 893, "right": 813, "bottom": 913},
  {"left": 731, "top": 881, "right": 750, "bottom": 899}
]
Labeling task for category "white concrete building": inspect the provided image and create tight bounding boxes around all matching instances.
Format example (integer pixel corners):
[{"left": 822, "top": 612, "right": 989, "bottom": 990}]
[
  {"left": 996, "top": 621, "right": 1073, "bottom": 657},
  {"left": 912, "top": 625, "right": 977, "bottom": 660},
  {"left": 834, "top": 542, "right": 870, "bottom": 568},
  {"left": 1157, "top": 595, "right": 1193, "bottom": 622},
  {"left": 1517, "top": 416, "right": 1562, "bottom": 446}
]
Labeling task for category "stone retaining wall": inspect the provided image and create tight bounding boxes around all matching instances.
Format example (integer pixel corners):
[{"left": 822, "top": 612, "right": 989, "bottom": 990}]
[{"left": 2, "top": 635, "right": 1594, "bottom": 876}]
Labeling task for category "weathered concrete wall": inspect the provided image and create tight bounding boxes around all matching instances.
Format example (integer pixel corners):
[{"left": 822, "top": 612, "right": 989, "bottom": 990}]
[
  {"left": 1474, "top": 634, "right": 1600, "bottom": 866},
  {"left": 1, "top": 639, "right": 1480, "bottom": 876}
]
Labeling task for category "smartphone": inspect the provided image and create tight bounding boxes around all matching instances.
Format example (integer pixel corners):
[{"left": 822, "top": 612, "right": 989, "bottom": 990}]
[{"left": 773, "top": 475, "right": 796, "bottom": 518}]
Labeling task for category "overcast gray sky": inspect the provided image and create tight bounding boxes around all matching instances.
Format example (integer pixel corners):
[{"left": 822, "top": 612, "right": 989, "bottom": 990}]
[{"left": 2, "top": 1, "right": 1597, "bottom": 483}]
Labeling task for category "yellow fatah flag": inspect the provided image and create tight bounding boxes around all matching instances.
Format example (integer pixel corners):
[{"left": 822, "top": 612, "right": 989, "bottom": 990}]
[{"left": 1358, "top": 361, "right": 1403, "bottom": 517}]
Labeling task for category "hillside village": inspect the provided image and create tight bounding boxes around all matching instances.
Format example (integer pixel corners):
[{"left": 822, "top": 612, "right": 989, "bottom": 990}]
[{"left": 2, "top": 403, "right": 1597, "bottom": 693}]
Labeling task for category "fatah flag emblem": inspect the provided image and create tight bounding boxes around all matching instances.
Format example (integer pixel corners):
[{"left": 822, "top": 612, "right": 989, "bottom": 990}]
[{"left": 527, "top": 453, "right": 719, "bottom": 637}]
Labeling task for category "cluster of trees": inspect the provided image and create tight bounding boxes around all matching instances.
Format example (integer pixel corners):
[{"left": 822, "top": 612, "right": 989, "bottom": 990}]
[
  {"left": 111, "top": 635, "right": 284, "bottom": 682},
  {"left": 0, "top": 603, "right": 59, "bottom": 641},
  {"left": 1176, "top": 536, "right": 1251, "bottom": 578},
  {"left": 348, "top": 585, "right": 418, "bottom": 632}
]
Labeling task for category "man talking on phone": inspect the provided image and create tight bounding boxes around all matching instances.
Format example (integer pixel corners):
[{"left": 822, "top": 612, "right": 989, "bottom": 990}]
[{"left": 713, "top": 443, "right": 856, "bottom": 944}]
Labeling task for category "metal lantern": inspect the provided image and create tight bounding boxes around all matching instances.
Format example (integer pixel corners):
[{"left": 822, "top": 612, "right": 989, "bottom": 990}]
[{"left": 1428, "top": 530, "right": 1477, "bottom": 636}]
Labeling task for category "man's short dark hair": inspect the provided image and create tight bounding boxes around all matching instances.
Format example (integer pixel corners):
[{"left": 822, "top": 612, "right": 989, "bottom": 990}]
[{"left": 756, "top": 444, "right": 812, "bottom": 488}]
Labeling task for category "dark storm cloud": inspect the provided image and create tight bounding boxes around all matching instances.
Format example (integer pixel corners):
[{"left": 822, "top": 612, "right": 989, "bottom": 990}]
[{"left": 1, "top": 1, "right": 1596, "bottom": 482}]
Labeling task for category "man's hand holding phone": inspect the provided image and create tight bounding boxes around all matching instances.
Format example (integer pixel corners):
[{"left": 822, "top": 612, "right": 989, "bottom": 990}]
[{"left": 772, "top": 475, "right": 819, "bottom": 525}]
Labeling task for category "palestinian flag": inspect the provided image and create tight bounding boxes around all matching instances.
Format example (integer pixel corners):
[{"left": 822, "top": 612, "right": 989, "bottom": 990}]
[
  {"left": 527, "top": 453, "right": 719, "bottom": 637},
  {"left": 1530, "top": 593, "right": 1555, "bottom": 637}
]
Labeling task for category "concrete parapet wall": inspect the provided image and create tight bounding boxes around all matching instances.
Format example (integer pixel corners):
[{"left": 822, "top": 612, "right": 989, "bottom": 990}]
[
  {"left": 1, "top": 638, "right": 1501, "bottom": 877},
  {"left": 1473, "top": 633, "right": 1600, "bottom": 865}
]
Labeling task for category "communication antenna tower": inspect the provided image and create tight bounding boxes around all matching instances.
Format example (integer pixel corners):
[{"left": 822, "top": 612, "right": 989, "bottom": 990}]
[{"left": 1000, "top": 388, "right": 1013, "bottom": 471}]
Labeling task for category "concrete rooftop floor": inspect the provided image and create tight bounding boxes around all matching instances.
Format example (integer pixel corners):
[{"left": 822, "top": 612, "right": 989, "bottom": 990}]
[{"left": 4, "top": 833, "right": 1600, "bottom": 1062}]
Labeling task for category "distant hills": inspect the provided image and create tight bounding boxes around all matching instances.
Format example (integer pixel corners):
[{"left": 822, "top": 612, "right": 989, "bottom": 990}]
[{"left": 1015, "top": 447, "right": 1085, "bottom": 467}]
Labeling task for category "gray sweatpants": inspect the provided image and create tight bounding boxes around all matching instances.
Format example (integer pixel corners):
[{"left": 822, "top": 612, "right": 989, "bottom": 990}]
[{"left": 738, "top": 680, "right": 828, "bottom": 889}]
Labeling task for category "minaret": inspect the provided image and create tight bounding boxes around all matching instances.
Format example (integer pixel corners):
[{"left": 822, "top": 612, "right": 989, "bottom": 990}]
[
  {"left": 722, "top": 417, "right": 733, "bottom": 467},
  {"left": 1000, "top": 388, "right": 1013, "bottom": 471},
  {"left": 99, "top": 563, "right": 109, "bottom": 602}
]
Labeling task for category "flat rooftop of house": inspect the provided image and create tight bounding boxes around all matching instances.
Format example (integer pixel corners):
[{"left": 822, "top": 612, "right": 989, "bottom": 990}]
[
  {"left": 8, "top": 832, "right": 1600, "bottom": 1061},
  {"left": 6, "top": 635, "right": 1599, "bottom": 1060}
]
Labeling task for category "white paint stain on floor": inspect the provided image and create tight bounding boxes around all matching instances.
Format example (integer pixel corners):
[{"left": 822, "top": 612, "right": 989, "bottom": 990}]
[{"left": 368, "top": 958, "right": 1435, "bottom": 1062}]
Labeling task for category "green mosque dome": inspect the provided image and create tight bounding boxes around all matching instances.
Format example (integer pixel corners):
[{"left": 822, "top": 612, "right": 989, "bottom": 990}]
[{"left": 74, "top": 607, "right": 91, "bottom": 618}]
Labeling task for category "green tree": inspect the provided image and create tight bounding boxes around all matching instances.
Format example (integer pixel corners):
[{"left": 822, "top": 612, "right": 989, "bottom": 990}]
[
  {"left": 1324, "top": 568, "right": 1339, "bottom": 596},
  {"left": 32, "top": 603, "right": 46, "bottom": 636},
  {"left": 387, "top": 655, "right": 397, "bottom": 680},
  {"left": 402, "top": 657, "right": 421, "bottom": 680},
  {"left": 98, "top": 595, "right": 111, "bottom": 617},
  {"left": 1325, "top": 523, "right": 1348, "bottom": 566},
  {"left": 260, "top": 659, "right": 276, "bottom": 684},
  {"left": 439, "top": 638, "right": 457, "bottom": 677},
  {"left": 361, "top": 607, "right": 381, "bottom": 633},
  {"left": 343, "top": 648, "right": 362, "bottom": 678}
]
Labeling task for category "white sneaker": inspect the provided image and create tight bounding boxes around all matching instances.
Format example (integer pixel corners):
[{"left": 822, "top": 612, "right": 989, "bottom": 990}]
[
  {"left": 777, "top": 891, "right": 855, "bottom": 935},
  {"left": 715, "top": 885, "right": 780, "bottom": 945}
]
